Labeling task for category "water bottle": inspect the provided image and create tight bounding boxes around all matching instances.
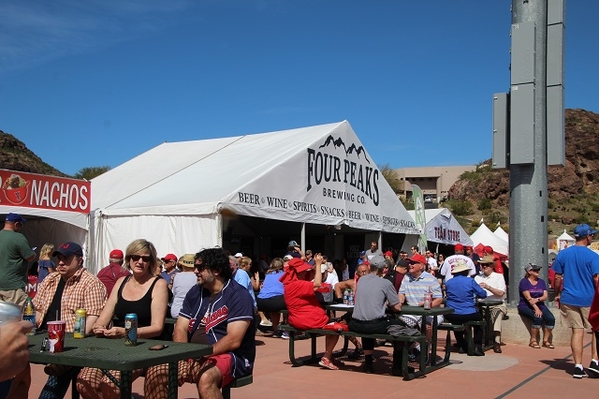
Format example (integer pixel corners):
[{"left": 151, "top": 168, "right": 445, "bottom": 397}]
[
  {"left": 22, "top": 297, "right": 36, "bottom": 335},
  {"left": 348, "top": 289, "right": 354, "bottom": 306},
  {"left": 343, "top": 289, "right": 349, "bottom": 305}
]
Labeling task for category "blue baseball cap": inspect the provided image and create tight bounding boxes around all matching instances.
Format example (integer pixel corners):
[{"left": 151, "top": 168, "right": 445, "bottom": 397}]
[
  {"left": 5, "top": 213, "right": 26, "bottom": 223},
  {"left": 573, "top": 224, "right": 598, "bottom": 238},
  {"left": 53, "top": 242, "right": 83, "bottom": 257}
]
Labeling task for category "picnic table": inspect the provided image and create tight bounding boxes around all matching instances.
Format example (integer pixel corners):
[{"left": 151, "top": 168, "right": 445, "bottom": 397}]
[{"left": 28, "top": 333, "right": 212, "bottom": 399}]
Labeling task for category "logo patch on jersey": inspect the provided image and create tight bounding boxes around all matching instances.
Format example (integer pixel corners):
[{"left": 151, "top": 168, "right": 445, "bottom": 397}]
[{"left": 205, "top": 305, "right": 229, "bottom": 330}]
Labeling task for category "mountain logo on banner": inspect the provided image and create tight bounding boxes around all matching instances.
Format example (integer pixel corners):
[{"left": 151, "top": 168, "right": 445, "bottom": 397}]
[
  {"left": 307, "top": 135, "right": 379, "bottom": 206},
  {"left": 319, "top": 135, "right": 371, "bottom": 164}
]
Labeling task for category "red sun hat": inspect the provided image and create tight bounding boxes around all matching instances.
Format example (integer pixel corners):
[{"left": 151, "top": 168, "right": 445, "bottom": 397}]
[{"left": 287, "top": 258, "right": 313, "bottom": 273}]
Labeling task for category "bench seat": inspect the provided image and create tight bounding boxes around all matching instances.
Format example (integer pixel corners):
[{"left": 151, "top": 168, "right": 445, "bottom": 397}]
[{"left": 278, "top": 324, "right": 427, "bottom": 380}]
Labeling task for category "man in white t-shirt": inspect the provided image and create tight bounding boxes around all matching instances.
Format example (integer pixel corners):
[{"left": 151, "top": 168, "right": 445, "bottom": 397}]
[
  {"left": 425, "top": 250, "right": 438, "bottom": 275},
  {"left": 474, "top": 255, "right": 507, "bottom": 353},
  {"left": 365, "top": 241, "right": 383, "bottom": 261},
  {"left": 439, "top": 243, "right": 475, "bottom": 283}
]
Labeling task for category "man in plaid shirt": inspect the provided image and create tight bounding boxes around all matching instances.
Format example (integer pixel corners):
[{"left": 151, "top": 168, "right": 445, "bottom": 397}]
[{"left": 12, "top": 242, "right": 107, "bottom": 399}]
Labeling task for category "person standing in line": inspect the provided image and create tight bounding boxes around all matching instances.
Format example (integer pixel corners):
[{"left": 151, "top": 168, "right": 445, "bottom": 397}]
[
  {"left": 160, "top": 253, "right": 179, "bottom": 288},
  {"left": 466, "top": 245, "right": 481, "bottom": 275},
  {"left": 552, "top": 223, "right": 599, "bottom": 378},
  {"left": 36, "top": 243, "right": 56, "bottom": 283},
  {"left": 170, "top": 254, "right": 199, "bottom": 318},
  {"left": 96, "top": 249, "right": 130, "bottom": 297},
  {"left": 365, "top": 241, "right": 383, "bottom": 261},
  {"left": 0, "top": 213, "right": 36, "bottom": 307}
]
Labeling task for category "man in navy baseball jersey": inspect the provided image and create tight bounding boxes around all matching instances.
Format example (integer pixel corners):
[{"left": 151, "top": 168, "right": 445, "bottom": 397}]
[{"left": 145, "top": 247, "right": 255, "bottom": 398}]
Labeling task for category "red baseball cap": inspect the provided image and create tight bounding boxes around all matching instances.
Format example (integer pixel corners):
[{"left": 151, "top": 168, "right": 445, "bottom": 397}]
[
  {"left": 384, "top": 251, "right": 393, "bottom": 257},
  {"left": 408, "top": 253, "right": 427, "bottom": 265},
  {"left": 465, "top": 245, "right": 473, "bottom": 251},
  {"left": 454, "top": 243, "right": 464, "bottom": 251},
  {"left": 161, "top": 253, "right": 178, "bottom": 262},
  {"left": 483, "top": 246, "right": 494, "bottom": 254},
  {"left": 109, "top": 249, "right": 123, "bottom": 259}
]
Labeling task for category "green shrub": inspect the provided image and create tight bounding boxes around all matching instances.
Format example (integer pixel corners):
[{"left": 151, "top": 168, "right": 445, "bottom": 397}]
[
  {"left": 447, "top": 199, "right": 472, "bottom": 216},
  {"left": 478, "top": 198, "right": 492, "bottom": 211}
]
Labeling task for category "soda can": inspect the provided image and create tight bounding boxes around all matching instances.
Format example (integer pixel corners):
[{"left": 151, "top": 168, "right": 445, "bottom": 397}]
[
  {"left": 73, "top": 309, "right": 87, "bottom": 338},
  {"left": 124, "top": 313, "right": 138, "bottom": 346},
  {"left": 0, "top": 301, "right": 21, "bottom": 325}
]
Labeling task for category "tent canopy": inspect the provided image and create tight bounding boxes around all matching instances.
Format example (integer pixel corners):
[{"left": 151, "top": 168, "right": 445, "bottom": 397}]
[
  {"left": 90, "top": 121, "right": 418, "bottom": 272},
  {"left": 494, "top": 225, "right": 509, "bottom": 242},
  {"left": 407, "top": 208, "right": 472, "bottom": 246},
  {"left": 471, "top": 223, "right": 508, "bottom": 256},
  {"left": 557, "top": 229, "right": 575, "bottom": 251}
]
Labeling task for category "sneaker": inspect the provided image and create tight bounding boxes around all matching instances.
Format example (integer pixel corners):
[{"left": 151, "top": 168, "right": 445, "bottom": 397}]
[
  {"left": 587, "top": 360, "right": 599, "bottom": 377},
  {"left": 259, "top": 320, "right": 273, "bottom": 327},
  {"left": 347, "top": 347, "right": 364, "bottom": 360},
  {"left": 362, "top": 362, "right": 373, "bottom": 374},
  {"left": 272, "top": 330, "right": 283, "bottom": 338},
  {"left": 280, "top": 331, "right": 290, "bottom": 340},
  {"left": 319, "top": 357, "right": 339, "bottom": 370},
  {"left": 573, "top": 365, "right": 588, "bottom": 379}
]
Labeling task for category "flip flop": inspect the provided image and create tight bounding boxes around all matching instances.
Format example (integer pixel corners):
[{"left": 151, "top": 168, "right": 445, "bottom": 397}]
[
  {"left": 542, "top": 342, "right": 555, "bottom": 349},
  {"left": 529, "top": 342, "right": 541, "bottom": 349}
]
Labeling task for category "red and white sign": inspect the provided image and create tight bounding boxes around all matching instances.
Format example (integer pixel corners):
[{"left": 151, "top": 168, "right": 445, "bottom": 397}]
[{"left": 0, "top": 169, "right": 91, "bottom": 214}]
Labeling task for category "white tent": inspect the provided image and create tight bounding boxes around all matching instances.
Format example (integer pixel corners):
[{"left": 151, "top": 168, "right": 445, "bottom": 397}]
[
  {"left": 494, "top": 225, "right": 509, "bottom": 242},
  {"left": 557, "top": 229, "right": 575, "bottom": 251},
  {"left": 89, "top": 121, "right": 419, "bottom": 272},
  {"left": 471, "top": 223, "right": 509, "bottom": 256},
  {"left": 407, "top": 208, "right": 473, "bottom": 246}
]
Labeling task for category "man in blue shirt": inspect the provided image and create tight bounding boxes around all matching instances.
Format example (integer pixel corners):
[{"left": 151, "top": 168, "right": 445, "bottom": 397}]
[{"left": 553, "top": 223, "right": 599, "bottom": 378}]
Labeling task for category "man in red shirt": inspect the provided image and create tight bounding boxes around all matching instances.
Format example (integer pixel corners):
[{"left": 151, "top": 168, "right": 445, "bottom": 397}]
[{"left": 96, "top": 249, "right": 130, "bottom": 297}]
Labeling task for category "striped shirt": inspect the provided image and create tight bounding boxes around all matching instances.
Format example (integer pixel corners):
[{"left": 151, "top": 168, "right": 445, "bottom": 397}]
[
  {"left": 398, "top": 271, "right": 442, "bottom": 306},
  {"left": 33, "top": 267, "right": 107, "bottom": 332}
]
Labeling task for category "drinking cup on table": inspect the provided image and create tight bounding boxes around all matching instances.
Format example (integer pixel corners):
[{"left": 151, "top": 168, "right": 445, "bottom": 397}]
[{"left": 47, "top": 321, "right": 66, "bottom": 353}]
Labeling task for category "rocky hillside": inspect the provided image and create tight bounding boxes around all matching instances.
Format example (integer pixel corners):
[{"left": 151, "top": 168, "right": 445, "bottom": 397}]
[
  {"left": 447, "top": 108, "right": 599, "bottom": 235},
  {"left": 0, "top": 130, "right": 67, "bottom": 177}
]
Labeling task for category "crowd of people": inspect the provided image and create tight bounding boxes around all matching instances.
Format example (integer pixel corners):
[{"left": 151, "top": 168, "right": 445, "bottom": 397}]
[{"left": 3, "top": 209, "right": 599, "bottom": 397}]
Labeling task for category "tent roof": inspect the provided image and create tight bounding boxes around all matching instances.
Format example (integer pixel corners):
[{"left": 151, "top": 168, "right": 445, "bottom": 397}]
[
  {"left": 471, "top": 223, "right": 509, "bottom": 255},
  {"left": 557, "top": 229, "right": 575, "bottom": 241},
  {"left": 493, "top": 226, "right": 509, "bottom": 242},
  {"left": 91, "top": 121, "right": 418, "bottom": 234},
  {"left": 408, "top": 208, "right": 472, "bottom": 245}
]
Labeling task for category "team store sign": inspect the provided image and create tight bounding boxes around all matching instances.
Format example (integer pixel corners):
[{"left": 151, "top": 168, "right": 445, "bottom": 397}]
[{"left": 0, "top": 169, "right": 90, "bottom": 214}]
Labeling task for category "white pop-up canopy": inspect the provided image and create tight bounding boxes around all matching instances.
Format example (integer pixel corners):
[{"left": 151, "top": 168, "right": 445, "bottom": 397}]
[
  {"left": 471, "top": 222, "right": 509, "bottom": 256},
  {"left": 407, "top": 208, "right": 473, "bottom": 246},
  {"left": 494, "top": 225, "right": 509, "bottom": 242},
  {"left": 89, "top": 121, "right": 419, "bottom": 272},
  {"left": 557, "top": 229, "right": 575, "bottom": 251}
]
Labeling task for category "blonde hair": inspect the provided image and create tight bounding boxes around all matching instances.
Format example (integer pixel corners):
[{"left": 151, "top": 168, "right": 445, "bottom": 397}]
[
  {"left": 267, "top": 257, "right": 284, "bottom": 274},
  {"left": 40, "top": 243, "right": 54, "bottom": 260},
  {"left": 238, "top": 256, "right": 252, "bottom": 271},
  {"left": 125, "top": 239, "right": 160, "bottom": 276}
]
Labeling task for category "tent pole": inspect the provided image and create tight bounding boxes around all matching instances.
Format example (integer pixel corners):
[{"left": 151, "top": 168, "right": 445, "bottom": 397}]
[{"left": 301, "top": 223, "right": 306, "bottom": 253}]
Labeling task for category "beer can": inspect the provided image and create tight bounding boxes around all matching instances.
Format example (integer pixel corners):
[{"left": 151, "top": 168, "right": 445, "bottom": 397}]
[
  {"left": 124, "top": 313, "right": 138, "bottom": 346},
  {"left": 73, "top": 309, "right": 87, "bottom": 338},
  {"left": 0, "top": 301, "right": 21, "bottom": 325}
]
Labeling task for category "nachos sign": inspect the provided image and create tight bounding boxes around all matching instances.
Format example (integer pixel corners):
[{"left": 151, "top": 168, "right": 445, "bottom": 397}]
[{"left": 0, "top": 169, "right": 90, "bottom": 214}]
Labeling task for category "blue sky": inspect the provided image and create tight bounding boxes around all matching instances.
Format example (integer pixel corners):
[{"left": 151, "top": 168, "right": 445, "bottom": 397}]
[{"left": 1, "top": 0, "right": 597, "bottom": 177}]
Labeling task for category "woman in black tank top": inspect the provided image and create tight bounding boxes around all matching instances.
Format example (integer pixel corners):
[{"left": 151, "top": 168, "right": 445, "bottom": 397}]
[{"left": 77, "top": 239, "right": 169, "bottom": 399}]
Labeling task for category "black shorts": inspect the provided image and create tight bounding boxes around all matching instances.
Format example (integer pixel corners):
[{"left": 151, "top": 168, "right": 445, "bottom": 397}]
[{"left": 256, "top": 295, "right": 286, "bottom": 313}]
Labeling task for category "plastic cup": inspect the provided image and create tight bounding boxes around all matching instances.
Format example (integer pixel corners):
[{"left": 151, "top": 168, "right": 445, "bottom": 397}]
[{"left": 47, "top": 321, "right": 66, "bottom": 353}]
